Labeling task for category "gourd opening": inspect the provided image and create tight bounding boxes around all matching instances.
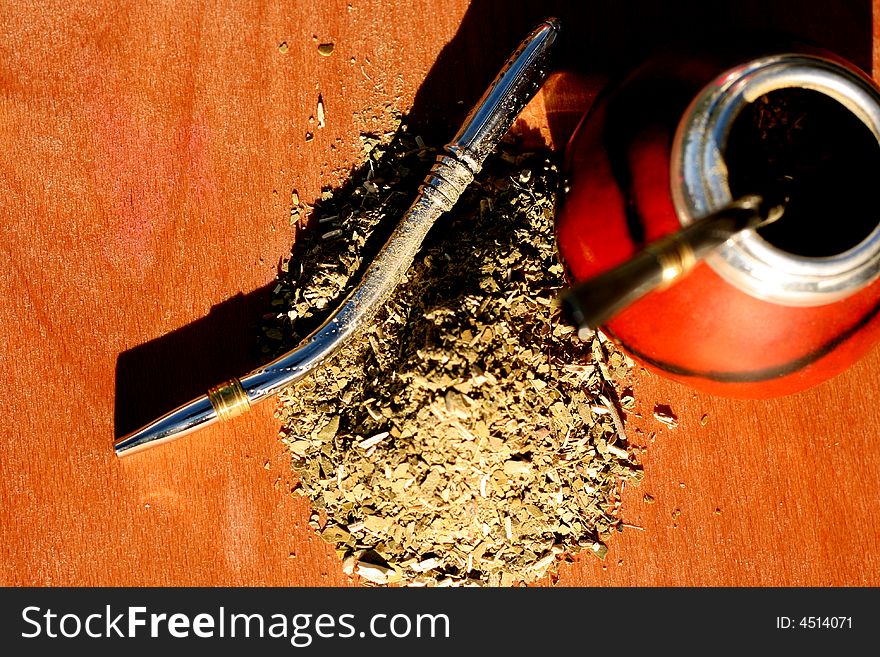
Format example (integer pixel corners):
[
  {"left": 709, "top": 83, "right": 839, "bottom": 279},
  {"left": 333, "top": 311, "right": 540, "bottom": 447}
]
[{"left": 724, "top": 87, "right": 880, "bottom": 258}]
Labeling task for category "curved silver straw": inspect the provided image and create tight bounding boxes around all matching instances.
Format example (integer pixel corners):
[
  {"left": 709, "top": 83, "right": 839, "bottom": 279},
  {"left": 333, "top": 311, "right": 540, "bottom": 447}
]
[{"left": 116, "top": 18, "right": 560, "bottom": 456}]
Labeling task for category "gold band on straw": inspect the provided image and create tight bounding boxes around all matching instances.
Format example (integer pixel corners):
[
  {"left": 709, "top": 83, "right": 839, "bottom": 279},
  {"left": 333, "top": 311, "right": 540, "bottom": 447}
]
[
  {"left": 207, "top": 378, "right": 251, "bottom": 421},
  {"left": 649, "top": 236, "right": 697, "bottom": 289}
]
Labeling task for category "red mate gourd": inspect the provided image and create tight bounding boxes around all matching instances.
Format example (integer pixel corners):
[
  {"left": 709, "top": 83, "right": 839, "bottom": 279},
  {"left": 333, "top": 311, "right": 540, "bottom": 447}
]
[{"left": 556, "top": 49, "right": 880, "bottom": 397}]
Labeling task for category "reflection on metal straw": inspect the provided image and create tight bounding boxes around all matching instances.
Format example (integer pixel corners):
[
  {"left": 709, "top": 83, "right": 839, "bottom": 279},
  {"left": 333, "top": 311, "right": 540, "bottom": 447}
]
[
  {"left": 559, "top": 194, "right": 786, "bottom": 340},
  {"left": 115, "top": 19, "right": 561, "bottom": 456}
]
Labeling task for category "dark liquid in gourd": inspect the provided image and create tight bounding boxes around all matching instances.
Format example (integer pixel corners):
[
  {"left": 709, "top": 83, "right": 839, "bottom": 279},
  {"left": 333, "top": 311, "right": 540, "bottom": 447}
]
[{"left": 725, "top": 88, "right": 880, "bottom": 257}]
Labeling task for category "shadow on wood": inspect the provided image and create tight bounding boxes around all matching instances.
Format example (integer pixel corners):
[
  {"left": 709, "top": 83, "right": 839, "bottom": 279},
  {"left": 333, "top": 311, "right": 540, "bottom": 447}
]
[{"left": 114, "top": 289, "right": 273, "bottom": 439}]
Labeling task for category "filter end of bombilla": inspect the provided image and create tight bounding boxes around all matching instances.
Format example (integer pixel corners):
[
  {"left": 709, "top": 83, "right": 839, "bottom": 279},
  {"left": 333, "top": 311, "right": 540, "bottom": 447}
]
[
  {"left": 756, "top": 192, "right": 788, "bottom": 228},
  {"left": 447, "top": 17, "right": 561, "bottom": 171},
  {"left": 728, "top": 193, "right": 788, "bottom": 230}
]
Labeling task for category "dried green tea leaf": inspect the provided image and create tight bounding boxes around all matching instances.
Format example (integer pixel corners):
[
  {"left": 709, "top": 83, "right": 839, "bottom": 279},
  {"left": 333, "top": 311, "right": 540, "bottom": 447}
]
[{"left": 653, "top": 405, "right": 678, "bottom": 428}]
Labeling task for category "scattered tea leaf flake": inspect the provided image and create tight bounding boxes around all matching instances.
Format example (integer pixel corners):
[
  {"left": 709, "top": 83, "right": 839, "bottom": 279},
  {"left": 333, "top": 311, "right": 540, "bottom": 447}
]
[
  {"left": 318, "top": 42, "right": 335, "bottom": 56},
  {"left": 356, "top": 562, "right": 391, "bottom": 585},
  {"left": 653, "top": 405, "right": 678, "bottom": 428},
  {"left": 317, "top": 95, "right": 326, "bottom": 128},
  {"left": 411, "top": 557, "right": 442, "bottom": 573},
  {"left": 358, "top": 432, "right": 389, "bottom": 450}
]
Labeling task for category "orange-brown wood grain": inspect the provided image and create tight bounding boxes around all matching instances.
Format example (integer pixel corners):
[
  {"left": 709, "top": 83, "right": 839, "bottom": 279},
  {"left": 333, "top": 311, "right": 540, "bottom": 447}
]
[{"left": 1, "top": 0, "right": 878, "bottom": 586}]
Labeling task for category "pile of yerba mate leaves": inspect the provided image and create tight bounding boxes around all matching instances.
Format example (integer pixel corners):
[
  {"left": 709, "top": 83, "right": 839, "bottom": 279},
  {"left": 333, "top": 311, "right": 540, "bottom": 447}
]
[{"left": 263, "top": 122, "right": 641, "bottom": 586}]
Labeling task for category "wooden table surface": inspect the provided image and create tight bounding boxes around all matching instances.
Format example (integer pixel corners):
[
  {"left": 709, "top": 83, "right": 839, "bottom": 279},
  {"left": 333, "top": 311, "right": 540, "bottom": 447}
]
[{"left": 2, "top": 0, "right": 878, "bottom": 586}]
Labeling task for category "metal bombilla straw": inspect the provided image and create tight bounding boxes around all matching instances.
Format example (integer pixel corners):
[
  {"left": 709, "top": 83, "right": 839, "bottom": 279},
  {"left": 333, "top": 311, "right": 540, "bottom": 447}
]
[
  {"left": 559, "top": 193, "right": 787, "bottom": 339},
  {"left": 115, "top": 19, "right": 561, "bottom": 456}
]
